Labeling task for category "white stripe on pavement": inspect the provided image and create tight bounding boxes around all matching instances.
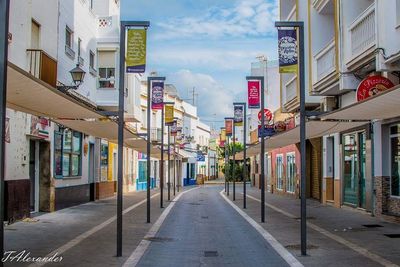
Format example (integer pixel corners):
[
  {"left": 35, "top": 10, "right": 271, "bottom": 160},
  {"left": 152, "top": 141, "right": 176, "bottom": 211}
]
[
  {"left": 220, "top": 190, "right": 304, "bottom": 267},
  {"left": 245, "top": 193, "right": 399, "bottom": 267},
  {"left": 30, "top": 193, "right": 160, "bottom": 267},
  {"left": 123, "top": 187, "right": 199, "bottom": 267}
]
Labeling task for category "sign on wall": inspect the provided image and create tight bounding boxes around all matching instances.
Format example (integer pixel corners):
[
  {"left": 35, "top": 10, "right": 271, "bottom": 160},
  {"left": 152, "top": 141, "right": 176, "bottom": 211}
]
[
  {"left": 151, "top": 81, "right": 164, "bottom": 110},
  {"left": 234, "top": 105, "right": 244, "bottom": 126},
  {"left": 126, "top": 29, "right": 147, "bottom": 73},
  {"left": 278, "top": 29, "right": 298, "bottom": 73},
  {"left": 356, "top": 75, "right": 395, "bottom": 102},
  {"left": 248, "top": 80, "right": 260, "bottom": 109},
  {"left": 171, "top": 121, "right": 178, "bottom": 136}
]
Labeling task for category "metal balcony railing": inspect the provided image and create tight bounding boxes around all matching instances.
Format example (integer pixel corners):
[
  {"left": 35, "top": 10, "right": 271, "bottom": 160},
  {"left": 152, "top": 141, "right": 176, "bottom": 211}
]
[
  {"left": 150, "top": 128, "right": 162, "bottom": 143},
  {"left": 314, "top": 39, "right": 336, "bottom": 83},
  {"left": 349, "top": 4, "right": 375, "bottom": 57},
  {"left": 285, "top": 75, "right": 297, "bottom": 103},
  {"left": 27, "top": 49, "right": 57, "bottom": 87}
]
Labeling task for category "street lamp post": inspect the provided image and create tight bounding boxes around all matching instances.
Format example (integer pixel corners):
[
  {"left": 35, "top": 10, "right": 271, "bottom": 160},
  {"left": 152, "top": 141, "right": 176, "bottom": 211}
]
[
  {"left": 246, "top": 76, "right": 265, "bottom": 223},
  {"left": 118, "top": 21, "right": 150, "bottom": 257},
  {"left": 275, "top": 21, "right": 307, "bottom": 256},
  {"left": 0, "top": 0, "right": 10, "bottom": 261},
  {"left": 233, "top": 102, "right": 247, "bottom": 209},
  {"left": 164, "top": 102, "right": 175, "bottom": 201},
  {"left": 225, "top": 117, "right": 234, "bottom": 196},
  {"left": 146, "top": 76, "right": 165, "bottom": 224},
  {"left": 232, "top": 119, "right": 236, "bottom": 201}
]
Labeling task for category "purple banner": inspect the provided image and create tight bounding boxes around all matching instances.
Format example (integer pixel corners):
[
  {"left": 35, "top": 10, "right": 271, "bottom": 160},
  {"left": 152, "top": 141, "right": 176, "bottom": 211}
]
[{"left": 151, "top": 81, "right": 164, "bottom": 110}]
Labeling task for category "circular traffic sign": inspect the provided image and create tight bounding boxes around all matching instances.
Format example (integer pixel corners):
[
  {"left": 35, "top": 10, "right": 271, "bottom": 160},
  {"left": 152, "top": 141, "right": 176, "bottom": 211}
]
[{"left": 258, "top": 109, "right": 273, "bottom": 123}]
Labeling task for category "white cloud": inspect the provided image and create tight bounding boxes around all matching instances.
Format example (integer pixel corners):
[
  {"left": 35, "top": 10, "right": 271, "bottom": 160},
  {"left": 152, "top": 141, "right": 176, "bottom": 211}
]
[
  {"left": 154, "top": 0, "right": 279, "bottom": 40},
  {"left": 169, "top": 70, "right": 235, "bottom": 121}
]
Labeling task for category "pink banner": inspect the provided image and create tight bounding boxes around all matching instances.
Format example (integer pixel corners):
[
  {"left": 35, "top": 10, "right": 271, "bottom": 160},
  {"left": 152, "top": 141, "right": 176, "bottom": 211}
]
[{"left": 248, "top": 80, "right": 260, "bottom": 109}]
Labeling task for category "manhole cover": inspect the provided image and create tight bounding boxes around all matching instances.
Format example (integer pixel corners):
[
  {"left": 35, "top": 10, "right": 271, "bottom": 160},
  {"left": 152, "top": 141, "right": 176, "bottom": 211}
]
[
  {"left": 5, "top": 228, "right": 17, "bottom": 231},
  {"left": 144, "top": 237, "right": 174, "bottom": 242},
  {"left": 384, "top": 234, "right": 400, "bottom": 238},
  {"left": 284, "top": 244, "right": 318, "bottom": 250},
  {"left": 187, "top": 202, "right": 201, "bottom": 206},
  {"left": 204, "top": 251, "right": 218, "bottom": 257},
  {"left": 201, "top": 216, "right": 208, "bottom": 219},
  {"left": 363, "top": 224, "right": 383, "bottom": 228}
]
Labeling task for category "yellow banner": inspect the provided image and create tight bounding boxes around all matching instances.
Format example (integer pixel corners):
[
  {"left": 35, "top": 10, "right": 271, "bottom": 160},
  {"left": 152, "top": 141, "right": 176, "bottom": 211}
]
[
  {"left": 126, "top": 29, "right": 147, "bottom": 73},
  {"left": 165, "top": 105, "right": 174, "bottom": 125},
  {"left": 220, "top": 129, "right": 226, "bottom": 142}
]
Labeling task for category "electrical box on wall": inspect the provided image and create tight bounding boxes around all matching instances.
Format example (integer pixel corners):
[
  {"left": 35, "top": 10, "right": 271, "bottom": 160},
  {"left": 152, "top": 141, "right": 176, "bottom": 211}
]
[{"left": 21, "top": 155, "right": 28, "bottom": 166}]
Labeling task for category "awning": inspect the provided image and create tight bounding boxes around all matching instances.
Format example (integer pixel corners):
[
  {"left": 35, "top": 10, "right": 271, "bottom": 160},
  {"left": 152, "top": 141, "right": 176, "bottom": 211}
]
[
  {"left": 177, "top": 149, "right": 197, "bottom": 159},
  {"left": 7, "top": 63, "right": 103, "bottom": 119},
  {"left": 322, "top": 85, "right": 400, "bottom": 121},
  {"left": 243, "top": 120, "right": 367, "bottom": 157}
]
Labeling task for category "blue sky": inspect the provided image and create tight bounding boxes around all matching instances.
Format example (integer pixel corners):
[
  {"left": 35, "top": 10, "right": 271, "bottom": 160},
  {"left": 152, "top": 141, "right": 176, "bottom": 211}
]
[{"left": 121, "top": 0, "right": 279, "bottom": 127}]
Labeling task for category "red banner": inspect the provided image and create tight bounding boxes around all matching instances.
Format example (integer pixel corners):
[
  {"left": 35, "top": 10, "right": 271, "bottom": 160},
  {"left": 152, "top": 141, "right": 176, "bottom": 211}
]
[
  {"left": 225, "top": 119, "right": 233, "bottom": 136},
  {"left": 248, "top": 80, "right": 260, "bottom": 109}
]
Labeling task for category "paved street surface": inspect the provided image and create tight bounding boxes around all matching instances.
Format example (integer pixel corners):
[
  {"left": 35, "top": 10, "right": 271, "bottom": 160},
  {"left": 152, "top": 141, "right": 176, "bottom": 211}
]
[
  {"left": 4, "top": 184, "right": 400, "bottom": 267},
  {"left": 137, "top": 186, "right": 290, "bottom": 267}
]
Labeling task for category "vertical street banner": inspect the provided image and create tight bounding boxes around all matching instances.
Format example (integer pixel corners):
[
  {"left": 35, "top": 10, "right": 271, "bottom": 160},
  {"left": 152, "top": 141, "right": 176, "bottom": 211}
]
[
  {"left": 225, "top": 119, "right": 233, "bottom": 136},
  {"left": 171, "top": 121, "right": 178, "bottom": 136},
  {"left": 151, "top": 81, "right": 164, "bottom": 110},
  {"left": 126, "top": 29, "right": 147, "bottom": 73},
  {"left": 234, "top": 105, "right": 244, "bottom": 126},
  {"left": 220, "top": 129, "right": 226, "bottom": 142},
  {"left": 165, "top": 104, "right": 174, "bottom": 126},
  {"left": 278, "top": 29, "right": 298, "bottom": 73},
  {"left": 248, "top": 80, "right": 260, "bottom": 109}
]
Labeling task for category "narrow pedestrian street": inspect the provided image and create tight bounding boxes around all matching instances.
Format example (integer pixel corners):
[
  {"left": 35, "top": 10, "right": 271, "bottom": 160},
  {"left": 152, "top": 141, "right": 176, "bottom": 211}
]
[{"left": 136, "top": 186, "right": 289, "bottom": 267}]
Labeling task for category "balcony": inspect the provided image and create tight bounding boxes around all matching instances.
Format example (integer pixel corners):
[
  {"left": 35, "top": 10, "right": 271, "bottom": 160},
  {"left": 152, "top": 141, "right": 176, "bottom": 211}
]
[
  {"left": 151, "top": 128, "right": 162, "bottom": 144},
  {"left": 347, "top": 4, "right": 376, "bottom": 68},
  {"left": 27, "top": 49, "right": 57, "bottom": 87},
  {"left": 312, "top": 40, "right": 338, "bottom": 94},
  {"left": 283, "top": 75, "right": 299, "bottom": 112}
]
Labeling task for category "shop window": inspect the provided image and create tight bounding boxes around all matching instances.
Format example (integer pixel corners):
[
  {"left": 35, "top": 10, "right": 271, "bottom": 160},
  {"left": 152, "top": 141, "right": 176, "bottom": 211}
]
[
  {"left": 190, "top": 163, "right": 196, "bottom": 179},
  {"left": 286, "top": 153, "right": 296, "bottom": 193},
  {"left": 100, "top": 142, "right": 108, "bottom": 181},
  {"left": 276, "top": 154, "right": 284, "bottom": 190},
  {"left": 54, "top": 129, "right": 82, "bottom": 178},
  {"left": 390, "top": 124, "right": 400, "bottom": 196}
]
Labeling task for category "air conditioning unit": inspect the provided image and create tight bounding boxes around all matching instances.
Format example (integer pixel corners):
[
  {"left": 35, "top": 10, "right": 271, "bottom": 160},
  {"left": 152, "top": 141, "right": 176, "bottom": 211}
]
[{"left": 320, "top": 97, "right": 337, "bottom": 112}]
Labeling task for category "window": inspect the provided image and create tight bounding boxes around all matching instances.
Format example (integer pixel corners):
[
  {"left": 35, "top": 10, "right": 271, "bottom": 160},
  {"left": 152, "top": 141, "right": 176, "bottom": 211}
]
[
  {"left": 286, "top": 153, "right": 296, "bottom": 193},
  {"left": 276, "top": 154, "right": 284, "bottom": 190},
  {"left": 90, "top": 51, "right": 95, "bottom": 69},
  {"left": 98, "top": 51, "right": 116, "bottom": 88},
  {"left": 54, "top": 129, "right": 82, "bottom": 178},
  {"left": 190, "top": 163, "right": 196, "bottom": 179},
  {"left": 390, "top": 124, "right": 400, "bottom": 196},
  {"left": 78, "top": 38, "right": 84, "bottom": 65},
  {"left": 65, "top": 27, "right": 73, "bottom": 48}
]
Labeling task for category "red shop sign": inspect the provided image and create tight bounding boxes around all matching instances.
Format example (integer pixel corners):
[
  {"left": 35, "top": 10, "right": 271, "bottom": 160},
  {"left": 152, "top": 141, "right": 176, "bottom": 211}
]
[{"left": 356, "top": 75, "right": 394, "bottom": 102}]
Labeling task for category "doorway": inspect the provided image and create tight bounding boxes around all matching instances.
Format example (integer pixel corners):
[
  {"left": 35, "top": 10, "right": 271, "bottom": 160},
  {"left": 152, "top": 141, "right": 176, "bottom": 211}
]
[
  {"left": 89, "top": 143, "right": 95, "bottom": 201},
  {"left": 29, "top": 140, "right": 39, "bottom": 212},
  {"left": 343, "top": 132, "right": 366, "bottom": 208}
]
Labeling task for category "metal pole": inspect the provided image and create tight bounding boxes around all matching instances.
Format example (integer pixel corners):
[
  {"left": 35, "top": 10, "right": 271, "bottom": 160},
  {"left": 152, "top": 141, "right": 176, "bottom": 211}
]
[
  {"left": 0, "top": 0, "right": 10, "bottom": 262},
  {"left": 146, "top": 77, "right": 151, "bottom": 223},
  {"left": 243, "top": 104, "right": 247, "bottom": 209},
  {"left": 173, "top": 135, "right": 176, "bottom": 196},
  {"left": 233, "top": 120, "right": 236, "bottom": 201},
  {"left": 260, "top": 76, "right": 265, "bottom": 223},
  {"left": 167, "top": 125, "right": 171, "bottom": 201},
  {"left": 246, "top": 76, "right": 265, "bottom": 222},
  {"left": 275, "top": 21, "right": 307, "bottom": 256},
  {"left": 117, "top": 22, "right": 126, "bottom": 257},
  {"left": 160, "top": 102, "right": 164, "bottom": 208},
  {"left": 298, "top": 22, "right": 307, "bottom": 257},
  {"left": 226, "top": 136, "right": 230, "bottom": 196}
]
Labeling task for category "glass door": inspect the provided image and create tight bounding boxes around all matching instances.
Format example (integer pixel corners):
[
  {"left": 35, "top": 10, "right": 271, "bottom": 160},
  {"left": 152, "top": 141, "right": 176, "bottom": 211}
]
[
  {"left": 343, "top": 134, "right": 358, "bottom": 206},
  {"left": 359, "top": 132, "right": 366, "bottom": 209}
]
